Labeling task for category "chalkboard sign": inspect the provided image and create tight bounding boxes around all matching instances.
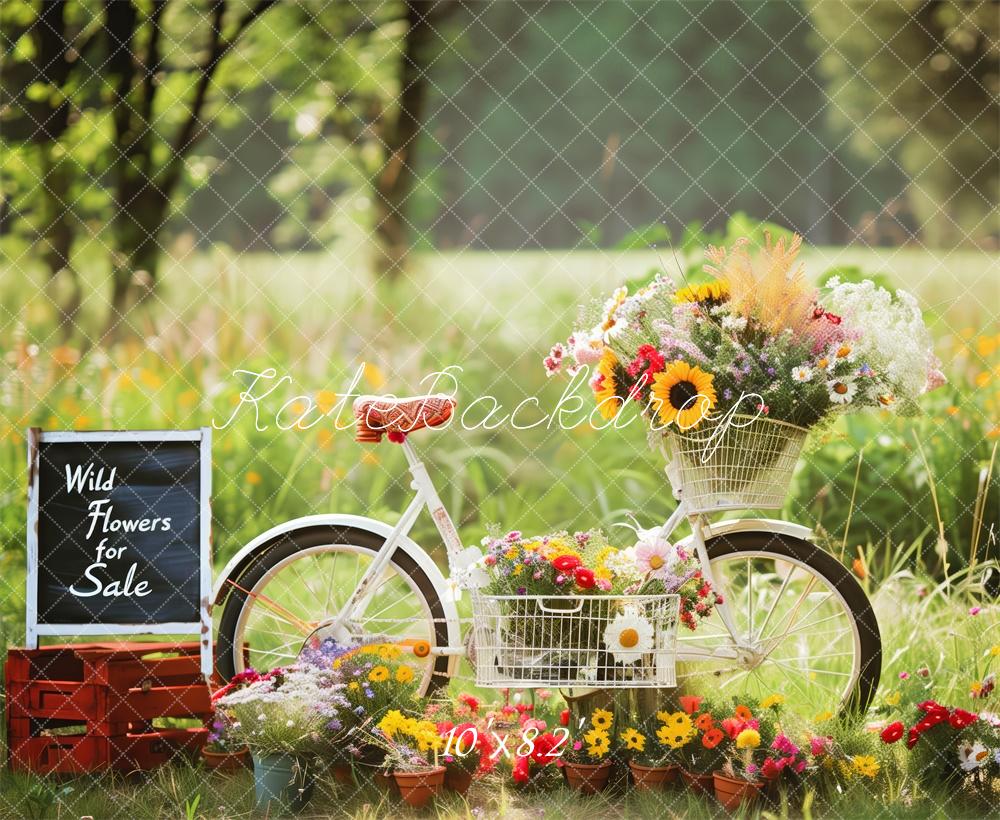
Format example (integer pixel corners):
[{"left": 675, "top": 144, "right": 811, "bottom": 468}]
[{"left": 26, "top": 429, "right": 212, "bottom": 677}]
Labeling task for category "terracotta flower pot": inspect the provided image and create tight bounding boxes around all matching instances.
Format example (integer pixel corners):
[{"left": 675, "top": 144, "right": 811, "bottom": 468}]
[
  {"left": 372, "top": 770, "right": 398, "bottom": 794},
  {"left": 629, "top": 761, "right": 678, "bottom": 790},
  {"left": 713, "top": 771, "right": 763, "bottom": 811},
  {"left": 445, "top": 767, "right": 474, "bottom": 794},
  {"left": 393, "top": 766, "right": 446, "bottom": 809},
  {"left": 680, "top": 768, "right": 715, "bottom": 795},
  {"left": 201, "top": 745, "right": 250, "bottom": 772},
  {"left": 563, "top": 760, "right": 613, "bottom": 795}
]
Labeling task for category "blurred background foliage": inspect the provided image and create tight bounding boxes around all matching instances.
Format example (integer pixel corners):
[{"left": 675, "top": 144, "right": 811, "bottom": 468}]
[{"left": 0, "top": 1, "right": 997, "bottom": 634}]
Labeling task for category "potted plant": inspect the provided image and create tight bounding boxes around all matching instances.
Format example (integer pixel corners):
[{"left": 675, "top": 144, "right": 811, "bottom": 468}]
[
  {"left": 200, "top": 716, "right": 250, "bottom": 772},
  {"left": 213, "top": 665, "right": 351, "bottom": 813},
  {"left": 438, "top": 720, "right": 486, "bottom": 794},
  {"left": 620, "top": 710, "right": 681, "bottom": 790},
  {"left": 713, "top": 727, "right": 765, "bottom": 811},
  {"left": 377, "top": 709, "right": 447, "bottom": 808},
  {"left": 679, "top": 699, "right": 729, "bottom": 794},
  {"left": 562, "top": 707, "right": 615, "bottom": 794}
]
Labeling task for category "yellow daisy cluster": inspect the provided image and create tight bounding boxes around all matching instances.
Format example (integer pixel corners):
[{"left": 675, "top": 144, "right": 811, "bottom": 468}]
[
  {"left": 377, "top": 710, "right": 442, "bottom": 753},
  {"left": 580, "top": 708, "right": 614, "bottom": 759},
  {"left": 654, "top": 711, "right": 695, "bottom": 749},
  {"left": 360, "top": 642, "right": 403, "bottom": 661},
  {"left": 735, "top": 729, "right": 760, "bottom": 750},
  {"left": 851, "top": 755, "right": 880, "bottom": 779},
  {"left": 523, "top": 536, "right": 581, "bottom": 563},
  {"left": 594, "top": 546, "right": 618, "bottom": 582},
  {"left": 673, "top": 278, "right": 730, "bottom": 305}
]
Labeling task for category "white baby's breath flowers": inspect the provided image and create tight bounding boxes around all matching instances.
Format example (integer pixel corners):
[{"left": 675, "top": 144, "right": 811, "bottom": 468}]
[{"left": 721, "top": 314, "right": 748, "bottom": 332}]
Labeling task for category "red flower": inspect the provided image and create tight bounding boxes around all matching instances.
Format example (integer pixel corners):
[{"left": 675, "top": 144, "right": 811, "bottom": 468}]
[
  {"left": 679, "top": 695, "right": 703, "bottom": 714},
  {"left": 436, "top": 720, "right": 455, "bottom": 735},
  {"left": 906, "top": 727, "right": 921, "bottom": 749},
  {"left": 552, "top": 555, "right": 581, "bottom": 572},
  {"left": 702, "top": 728, "right": 725, "bottom": 749},
  {"left": 559, "top": 709, "right": 570, "bottom": 726},
  {"left": 512, "top": 755, "right": 530, "bottom": 784},
  {"left": 949, "top": 709, "right": 978, "bottom": 729},
  {"left": 762, "top": 757, "right": 782, "bottom": 779},
  {"left": 880, "top": 721, "right": 904, "bottom": 744},
  {"left": 916, "top": 700, "right": 943, "bottom": 713},
  {"left": 574, "top": 567, "right": 596, "bottom": 589},
  {"left": 530, "top": 732, "right": 560, "bottom": 764},
  {"left": 458, "top": 693, "right": 480, "bottom": 713}
]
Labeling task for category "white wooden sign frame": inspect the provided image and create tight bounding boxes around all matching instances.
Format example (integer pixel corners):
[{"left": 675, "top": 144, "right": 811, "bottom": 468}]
[{"left": 26, "top": 428, "right": 213, "bottom": 679}]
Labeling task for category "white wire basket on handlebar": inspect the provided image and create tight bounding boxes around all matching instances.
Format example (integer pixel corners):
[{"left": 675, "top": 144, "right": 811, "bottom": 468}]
[
  {"left": 470, "top": 593, "right": 680, "bottom": 689},
  {"left": 665, "top": 414, "right": 808, "bottom": 514}
]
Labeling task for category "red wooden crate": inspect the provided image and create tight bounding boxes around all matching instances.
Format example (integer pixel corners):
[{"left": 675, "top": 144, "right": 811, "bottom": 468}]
[
  {"left": 8, "top": 728, "right": 207, "bottom": 774},
  {"left": 5, "top": 642, "right": 211, "bottom": 736},
  {"left": 5, "top": 642, "right": 213, "bottom": 773}
]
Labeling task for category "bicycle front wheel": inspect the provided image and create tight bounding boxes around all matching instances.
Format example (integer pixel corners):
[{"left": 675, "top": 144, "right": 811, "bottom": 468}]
[
  {"left": 676, "top": 531, "right": 881, "bottom": 715},
  {"left": 215, "top": 526, "right": 452, "bottom": 696}
]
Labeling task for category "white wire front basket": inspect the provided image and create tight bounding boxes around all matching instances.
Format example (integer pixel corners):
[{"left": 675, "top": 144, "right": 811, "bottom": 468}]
[
  {"left": 470, "top": 593, "right": 679, "bottom": 689},
  {"left": 665, "top": 414, "right": 808, "bottom": 514}
]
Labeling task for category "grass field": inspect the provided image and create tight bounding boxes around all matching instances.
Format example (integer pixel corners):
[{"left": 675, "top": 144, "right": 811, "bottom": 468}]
[{"left": 0, "top": 246, "right": 997, "bottom": 817}]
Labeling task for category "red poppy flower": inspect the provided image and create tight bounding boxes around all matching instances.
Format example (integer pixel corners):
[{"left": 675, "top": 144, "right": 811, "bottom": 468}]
[
  {"left": 559, "top": 709, "right": 570, "bottom": 726},
  {"left": 734, "top": 705, "right": 753, "bottom": 721},
  {"left": 949, "top": 708, "right": 978, "bottom": 729},
  {"left": 679, "top": 695, "right": 703, "bottom": 714},
  {"left": 512, "top": 755, "right": 530, "bottom": 784},
  {"left": 906, "top": 727, "right": 921, "bottom": 749},
  {"left": 695, "top": 713, "right": 714, "bottom": 731},
  {"left": 721, "top": 718, "right": 744, "bottom": 739},
  {"left": 552, "top": 555, "right": 581, "bottom": 572},
  {"left": 880, "top": 721, "right": 904, "bottom": 744},
  {"left": 916, "top": 700, "right": 943, "bottom": 713},
  {"left": 574, "top": 567, "right": 596, "bottom": 589},
  {"left": 702, "top": 728, "right": 725, "bottom": 749}
]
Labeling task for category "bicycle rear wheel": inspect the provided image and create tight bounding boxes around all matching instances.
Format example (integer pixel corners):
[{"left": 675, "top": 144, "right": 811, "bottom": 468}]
[
  {"left": 676, "top": 531, "right": 881, "bottom": 715},
  {"left": 215, "top": 526, "right": 452, "bottom": 696}
]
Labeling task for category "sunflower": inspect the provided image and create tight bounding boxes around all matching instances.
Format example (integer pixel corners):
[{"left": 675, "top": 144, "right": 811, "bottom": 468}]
[
  {"left": 591, "top": 708, "right": 614, "bottom": 731},
  {"left": 652, "top": 361, "right": 717, "bottom": 430},
  {"left": 368, "top": 665, "right": 390, "bottom": 683},
  {"left": 584, "top": 727, "right": 611, "bottom": 758},
  {"left": 656, "top": 721, "right": 694, "bottom": 749},
  {"left": 673, "top": 279, "right": 729, "bottom": 305},
  {"left": 395, "top": 665, "right": 414, "bottom": 684},
  {"left": 592, "top": 349, "right": 623, "bottom": 420},
  {"left": 620, "top": 728, "right": 646, "bottom": 752}
]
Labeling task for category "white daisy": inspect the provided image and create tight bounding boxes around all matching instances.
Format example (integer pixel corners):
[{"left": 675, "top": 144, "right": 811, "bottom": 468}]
[
  {"left": 603, "top": 606, "right": 654, "bottom": 665},
  {"left": 791, "top": 366, "right": 813, "bottom": 383},
  {"left": 958, "top": 740, "right": 990, "bottom": 771},
  {"left": 827, "top": 378, "right": 856, "bottom": 404},
  {"left": 827, "top": 342, "right": 857, "bottom": 367}
]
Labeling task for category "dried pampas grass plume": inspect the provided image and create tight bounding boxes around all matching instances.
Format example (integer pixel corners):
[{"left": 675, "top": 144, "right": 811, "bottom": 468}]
[{"left": 705, "top": 232, "right": 816, "bottom": 337}]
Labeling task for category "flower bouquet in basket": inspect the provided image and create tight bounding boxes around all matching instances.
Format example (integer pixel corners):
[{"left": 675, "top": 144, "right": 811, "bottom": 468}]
[
  {"left": 469, "top": 528, "right": 721, "bottom": 684},
  {"left": 544, "top": 233, "right": 941, "bottom": 510}
]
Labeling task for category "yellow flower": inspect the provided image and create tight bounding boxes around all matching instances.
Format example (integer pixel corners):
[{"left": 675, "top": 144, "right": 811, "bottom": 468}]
[
  {"left": 759, "top": 694, "right": 785, "bottom": 710},
  {"left": 584, "top": 728, "right": 611, "bottom": 759},
  {"left": 591, "top": 708, "right": 613, "bottom": 731},
  {"left": 813, "top": 711, "right": 834, "bottom": 723},
  {"left": 673, "top": 279, "right": 730, "bottom": 304},
  {"left": 884, "top": 691, "right": 901, "bottom": 707},
  {"left": 651, "top": 360, "right": 717, "bottom": 430},
  {"left": 395, "top": 665, "right": 414, "bottom": 684},
  {"left": 655, "top": 710, "right": 671, "bottom": 723},
  {"left": 593, "top": 350, "right": 623, "bottom": 420},
  {"left": 989, "top": 645, "right": 1000, "bottom": 657},
  {"left": 368, "top": 665, "right": 390, "bottom": 683},
  {"left": 378, "top": 710, "right": 405, "bottom": 739},
  {"left": 620, "top": 728, "right": 646, "bottom": 752},
  {"left": 348, "top": 681, "right": 359, "bottom": 691},
  {"left": 736, "top": 729, "right": 760, "bottom": 749},
  {"left": 655, "top": 722, "right": 694, "bottom": 749},
  {"left": 245, "top": 471, "right": 262, "bottom": 486},
  {"left": 852, "top": 755, "right": 880, "bottom": 779}
]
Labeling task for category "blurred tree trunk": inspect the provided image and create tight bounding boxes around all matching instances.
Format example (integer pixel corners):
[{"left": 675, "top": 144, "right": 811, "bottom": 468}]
[{"left": 372, "top": 0, "right": 456, "bottom": 279}]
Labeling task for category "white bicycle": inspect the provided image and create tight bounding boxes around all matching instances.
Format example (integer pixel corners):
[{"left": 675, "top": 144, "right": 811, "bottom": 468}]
[{"left": 214, "top": 394, "right": 881, "bottom": 714}]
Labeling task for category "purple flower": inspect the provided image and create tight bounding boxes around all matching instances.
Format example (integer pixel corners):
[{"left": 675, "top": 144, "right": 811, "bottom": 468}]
[
  {"left": 766, "top": 367, "right": 776, "bottom": 376},
  {"left": 328, "top": 719, "right": 342, "bottom": 731},
  {"left": 723, "top": 388, "right": 733, "bottom": 400},
  {"left": 517, "top": 586, "right": 527, "bottom": 595}
]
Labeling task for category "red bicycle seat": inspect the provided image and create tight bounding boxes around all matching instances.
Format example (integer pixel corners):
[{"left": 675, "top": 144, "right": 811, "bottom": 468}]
[{"left": 353, "top": 394, "right": 456, "bottom": 443}]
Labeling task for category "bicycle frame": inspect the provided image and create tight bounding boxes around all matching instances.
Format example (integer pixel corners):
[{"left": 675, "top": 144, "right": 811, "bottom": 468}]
[{"left": 326, "top": 437, "right": 745, "bottom": 666}]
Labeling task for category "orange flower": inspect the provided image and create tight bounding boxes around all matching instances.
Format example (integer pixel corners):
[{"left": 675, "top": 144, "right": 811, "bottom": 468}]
[
  {"left": 701, "top": 728, "right": 725, "bottom": 749},
  {"left": 734, "top": 705, "right": 752, "bottom": 721},
  {"left": 695, "top": 713, "right": 714, "bottom": 731},
  {"left": 679, "top": 695, "right": 703, "bottom": 715}
]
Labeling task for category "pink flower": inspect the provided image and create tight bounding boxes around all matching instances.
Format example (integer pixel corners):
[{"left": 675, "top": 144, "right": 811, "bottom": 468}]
[
  {"left": 572, "top": 334, "right": 603, "bottom": 365},
  {"left": 635, "top": 538, "right": 676, "bottom": 579},
  {"left": 809, "top": 736, "right": 831, "bottom": 756},
  {"left": 969, "top": 606, "right": 982, "bottom": 616},
  {"left": 596, "top": 578, "right": 612, "bottom": 591},
  {"left": 898, "top": 671, "right": 910, "bottom": 680}
]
